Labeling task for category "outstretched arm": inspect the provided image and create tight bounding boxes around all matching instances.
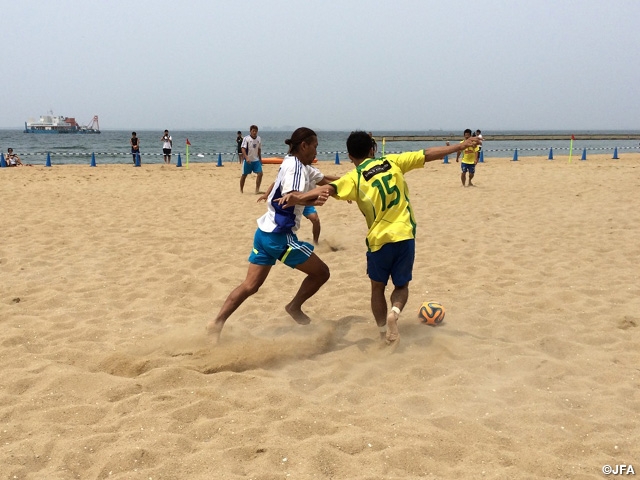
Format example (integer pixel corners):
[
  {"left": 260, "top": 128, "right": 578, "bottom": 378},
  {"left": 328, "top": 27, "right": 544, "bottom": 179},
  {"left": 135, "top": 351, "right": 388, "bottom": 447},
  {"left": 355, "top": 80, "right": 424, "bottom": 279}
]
[
  {"left": 426, "top": 137, "right": 482, "bottom": 163},
  {"left": 278, "top": 185, "right": 335, "bottom": 209},
  {"left": 317, "top": 174, "right": 341, "bottom": 185}
]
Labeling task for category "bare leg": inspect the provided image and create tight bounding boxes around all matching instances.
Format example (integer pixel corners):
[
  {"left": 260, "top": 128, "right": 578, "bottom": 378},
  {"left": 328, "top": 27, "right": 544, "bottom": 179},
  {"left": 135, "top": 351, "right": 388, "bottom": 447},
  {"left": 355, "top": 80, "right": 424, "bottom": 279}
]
[
  {"left": 307, "top": 213, "right": 321, "bottom": 245},
  {"left": 468, "top": 172, "right": 475, "bottom": 186},
  {"left": 370, "top": 280, "right": 388, "bottom": 340},
  {"left": 255, "top": 172, "right": 263, "bottom": 194},
  {"left": 206, "top": 263, "right": 272, "bottom": 343},
  {"left": 240, "top": 174, "right": 247, "bottom": 193},
  {"left": 386, "top": 283, "right": 409, "bottom": 343},
  {"left": 461, "top": 172, "right": 466, "bottom": 187},
  {"left": 284, "top": 253, "right": 330, "bottom": 325}
]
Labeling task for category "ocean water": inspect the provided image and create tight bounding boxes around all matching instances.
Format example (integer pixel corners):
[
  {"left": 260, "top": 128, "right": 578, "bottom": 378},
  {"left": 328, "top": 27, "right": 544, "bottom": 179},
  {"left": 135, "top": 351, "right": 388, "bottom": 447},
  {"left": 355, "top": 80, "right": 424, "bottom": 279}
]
[{"left": 1, "top": 129, "right": 638, "bottom": 165}]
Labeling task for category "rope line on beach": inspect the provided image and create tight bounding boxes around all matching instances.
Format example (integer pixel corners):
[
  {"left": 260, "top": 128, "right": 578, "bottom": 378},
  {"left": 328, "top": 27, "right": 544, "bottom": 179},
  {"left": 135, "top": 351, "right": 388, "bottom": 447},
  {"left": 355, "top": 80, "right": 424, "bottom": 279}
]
[{"left": 25, "top": 145, "right": 639, "bottom": 158}]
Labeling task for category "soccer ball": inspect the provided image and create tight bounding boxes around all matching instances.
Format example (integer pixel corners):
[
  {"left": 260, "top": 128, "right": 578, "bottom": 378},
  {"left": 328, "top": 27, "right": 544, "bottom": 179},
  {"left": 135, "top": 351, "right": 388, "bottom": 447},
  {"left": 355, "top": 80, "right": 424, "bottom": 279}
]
[{"left": 419, "top": 301, "right": 445, "bottom": 325}]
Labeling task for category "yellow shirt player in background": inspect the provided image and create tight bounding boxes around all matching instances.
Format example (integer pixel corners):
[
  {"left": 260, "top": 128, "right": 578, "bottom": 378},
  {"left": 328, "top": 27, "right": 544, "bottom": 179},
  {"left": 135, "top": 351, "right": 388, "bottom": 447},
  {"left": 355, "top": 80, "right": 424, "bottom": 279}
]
[
  {"left": 279, "top": 130, "right": 482, "bottom": 345},
  {"left": 455, "top": 128, "right": 480, "bottom": 186}
]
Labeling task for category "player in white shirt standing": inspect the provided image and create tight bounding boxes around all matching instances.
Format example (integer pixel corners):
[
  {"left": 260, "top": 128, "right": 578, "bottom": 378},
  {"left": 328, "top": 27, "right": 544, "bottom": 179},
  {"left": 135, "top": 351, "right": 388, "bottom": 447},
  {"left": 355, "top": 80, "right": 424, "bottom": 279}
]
[{"left": 240, "top": 125, "right": 263, "bottom": 194}]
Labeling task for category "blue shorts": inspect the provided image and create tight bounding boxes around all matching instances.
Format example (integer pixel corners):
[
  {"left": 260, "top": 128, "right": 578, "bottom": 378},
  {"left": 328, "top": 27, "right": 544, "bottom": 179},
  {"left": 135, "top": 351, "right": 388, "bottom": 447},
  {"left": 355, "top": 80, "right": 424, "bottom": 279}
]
[
  {"left": 243, "top": 160, "right": 263, "bottom": 175},
  {"left": 366, "top": 239, "right": 415, "bottom": 286},
  {"left": 461, "top": 163, "right": 476, "bottom": 174},
  {"left": 248, "top": 229, "right": 314, "bottom": 268},
  {"left": 303, "top": 205, "right": 317, "bottom": 217}
]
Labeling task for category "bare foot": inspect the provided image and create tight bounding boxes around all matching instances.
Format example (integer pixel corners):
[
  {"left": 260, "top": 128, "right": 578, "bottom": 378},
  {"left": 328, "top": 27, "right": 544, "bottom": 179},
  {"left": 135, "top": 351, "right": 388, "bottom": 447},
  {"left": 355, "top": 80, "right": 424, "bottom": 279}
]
[
  {"left": 285, "top": 303, "right": 311, "bottom": 325},
  {"left": 468, "top": 182, "right": 475, "bottom": 187},
  {"left": 206, "top": 321, "right": 223, "bottom": 344},
  {"left": 385, "top": 309, "right": 400, "bottom": 344}
]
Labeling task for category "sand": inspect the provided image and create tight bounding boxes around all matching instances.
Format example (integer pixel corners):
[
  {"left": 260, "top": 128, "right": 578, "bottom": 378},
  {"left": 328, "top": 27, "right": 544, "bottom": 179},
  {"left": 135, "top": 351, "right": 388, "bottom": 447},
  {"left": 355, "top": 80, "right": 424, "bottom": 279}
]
[{"left": 1, "top": 153, "right": 639, "bottom": 479}]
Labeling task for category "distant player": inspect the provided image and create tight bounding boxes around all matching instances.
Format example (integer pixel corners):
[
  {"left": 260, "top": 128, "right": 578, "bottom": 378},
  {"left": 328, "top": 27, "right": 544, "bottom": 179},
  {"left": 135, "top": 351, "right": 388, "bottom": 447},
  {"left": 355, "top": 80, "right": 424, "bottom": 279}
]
[
  {"left": 240, "top": 125, "right": 263, "bottom": 194},
  {"left": 161, "top": 130, "right": 173, "bottom": 164},
  {"left": 456, "top": 129, "right": 480, "bottom": 186}
]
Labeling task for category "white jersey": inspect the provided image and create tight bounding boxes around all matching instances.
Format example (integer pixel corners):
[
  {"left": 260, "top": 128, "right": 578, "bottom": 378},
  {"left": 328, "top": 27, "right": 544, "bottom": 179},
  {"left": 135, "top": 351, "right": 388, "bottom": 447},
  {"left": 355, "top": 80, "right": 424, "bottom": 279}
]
[
  {"left": 257, "top": 155, "right": 320, "bottom": 233},
  {"left": 241, "top": 134, "right": 262, "bottom": 162},
  {"left": 306, "top": 165, "right": 324, "bottom": 190}
]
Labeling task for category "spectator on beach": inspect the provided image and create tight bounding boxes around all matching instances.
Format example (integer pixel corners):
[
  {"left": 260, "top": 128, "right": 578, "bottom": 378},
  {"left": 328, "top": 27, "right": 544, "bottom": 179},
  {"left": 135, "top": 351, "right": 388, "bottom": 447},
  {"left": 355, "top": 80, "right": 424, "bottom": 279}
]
[
  {"left": 279, "top": 130, "right": 482, "bottom": 344},
  {"left": 240, "top": 125, "right": 263, "bottom": 194},
  {"left": 456, "top": 128, "right": 480, "bottom": 186},
  {"left": 161, "top": 130, "right": 173, "bottom": 164},
  {"left": 236, "top": 131, "right": 243, "bottom": 163},
  {"left": 5, "top": 148, "right": 32, "bottom": 166},
  {"left": 130, "top": 132, "right": 140, "bottom": 165},
  {"left": 207, "top": 127, "right": 331, "bottom": 343},
  {"left": 475, "top": 129, "right": 483, "bottom": 156}
]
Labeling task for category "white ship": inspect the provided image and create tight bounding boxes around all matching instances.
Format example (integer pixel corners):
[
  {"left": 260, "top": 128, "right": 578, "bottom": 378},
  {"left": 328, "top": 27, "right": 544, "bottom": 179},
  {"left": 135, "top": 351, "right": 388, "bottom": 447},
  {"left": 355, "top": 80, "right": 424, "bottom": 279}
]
[{"left": 24, "top": 113, "right": 100, "bottom": 134}]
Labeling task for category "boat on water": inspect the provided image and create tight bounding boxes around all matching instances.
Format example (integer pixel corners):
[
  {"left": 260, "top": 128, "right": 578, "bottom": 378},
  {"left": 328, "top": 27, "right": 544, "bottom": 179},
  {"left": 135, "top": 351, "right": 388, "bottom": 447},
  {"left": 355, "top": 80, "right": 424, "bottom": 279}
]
[{"left": 24, "top": 114, "right": 100, "bottom": 134}]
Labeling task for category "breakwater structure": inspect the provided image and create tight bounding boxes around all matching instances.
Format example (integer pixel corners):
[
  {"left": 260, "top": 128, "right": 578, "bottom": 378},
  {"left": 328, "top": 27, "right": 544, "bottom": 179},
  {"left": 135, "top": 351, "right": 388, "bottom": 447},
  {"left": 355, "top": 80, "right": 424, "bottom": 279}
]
[{"left": 373, "top": 133, "right": 640, "bottom": 142}]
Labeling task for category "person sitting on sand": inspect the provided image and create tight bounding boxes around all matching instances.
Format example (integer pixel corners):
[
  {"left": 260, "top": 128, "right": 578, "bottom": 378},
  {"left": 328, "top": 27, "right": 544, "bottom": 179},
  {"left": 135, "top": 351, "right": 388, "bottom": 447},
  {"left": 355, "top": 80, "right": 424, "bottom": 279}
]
[
  {"left": 279, "top": 130, "right": 482, "bottom": 345},
  {"left": 6, "top": 148, "right": 32, "bottom": 167},
  {"left": 206, "top": 127, "right": 331, "bottom": 344}
]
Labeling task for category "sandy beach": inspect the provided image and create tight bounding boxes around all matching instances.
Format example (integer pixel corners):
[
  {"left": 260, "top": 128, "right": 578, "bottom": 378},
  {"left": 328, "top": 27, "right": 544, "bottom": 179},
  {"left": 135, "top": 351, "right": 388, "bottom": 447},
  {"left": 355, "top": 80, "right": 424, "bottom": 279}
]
[{"left": 1, "top": 153, "right": 639, "bottom": 479}]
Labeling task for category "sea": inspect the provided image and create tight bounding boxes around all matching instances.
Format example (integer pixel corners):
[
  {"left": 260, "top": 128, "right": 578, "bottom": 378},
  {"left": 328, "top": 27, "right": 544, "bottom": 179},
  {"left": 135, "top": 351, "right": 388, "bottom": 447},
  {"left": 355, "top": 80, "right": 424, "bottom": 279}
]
[{"left": 1, "top": 129, "right": 639, "bottom": 166}]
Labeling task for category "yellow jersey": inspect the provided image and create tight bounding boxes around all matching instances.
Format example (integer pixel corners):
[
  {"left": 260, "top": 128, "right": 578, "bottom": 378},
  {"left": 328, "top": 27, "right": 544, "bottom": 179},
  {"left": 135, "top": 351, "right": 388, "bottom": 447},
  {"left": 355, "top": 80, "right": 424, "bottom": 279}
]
[
  {"left": 330, "top": 151, "right": 425, "bottom": 252},
  {"left": 460, "top": 140, "right": 479, "bottom": 164}
]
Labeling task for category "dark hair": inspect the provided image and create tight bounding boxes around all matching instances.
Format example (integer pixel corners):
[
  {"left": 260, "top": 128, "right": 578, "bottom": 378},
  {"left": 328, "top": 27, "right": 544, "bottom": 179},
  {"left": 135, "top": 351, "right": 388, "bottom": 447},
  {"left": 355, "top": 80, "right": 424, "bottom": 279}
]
[
  {"left": 132, "top": 132, "right": 137, "bottom": 136},
  {"left": 250, "top": 125, "right": 258, "bottom": 131},
  {"left": 346, "top": 130, "right": 375, "bottom": 159},
  {"left": 464, "top": 128, "right": 472, "bottom": 135},
  {"left": 285, "top": 127, "right": 317, "bottom": 154},
  {"left": 237, "top": 131, "right": 241, "bottom": 135}
]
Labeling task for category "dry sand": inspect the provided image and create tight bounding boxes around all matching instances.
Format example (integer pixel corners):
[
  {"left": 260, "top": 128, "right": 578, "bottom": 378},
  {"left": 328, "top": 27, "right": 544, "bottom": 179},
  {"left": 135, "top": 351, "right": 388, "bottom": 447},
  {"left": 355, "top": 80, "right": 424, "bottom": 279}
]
[{"left": 1, "top": 153, "right": 639, "bottom": 479}]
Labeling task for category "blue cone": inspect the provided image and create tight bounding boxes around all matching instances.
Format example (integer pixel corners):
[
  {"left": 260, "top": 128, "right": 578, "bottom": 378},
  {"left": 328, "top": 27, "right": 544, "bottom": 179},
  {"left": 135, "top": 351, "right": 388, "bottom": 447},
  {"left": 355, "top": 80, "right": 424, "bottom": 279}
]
[
  {"left": 548, "top": 148, "right": 553, "bottom": 160},
  {"left": 581, "top": 148, "right": 587, "bottom": 161},
  {"left": 512, "top": 149, "right": 518, "bottom": 161},
  {"left": 612, "top": 147, "right": 619, "bottom": 159},
  {"left": 443, "top": 155, "right": 449, "bottom": 164},
  {"left": 478, "top": 151, "right": 484, "bottom": 163},
  {"left": 90, "top": 152, "right": 96, "bottom": 167},
  {"left": 46, "top": 152, "right": 52, "bottom": 167},
  {"left": 176, "top": 153, "right": 182, "bottom": 167},
  {"left": 0, "top": 153, "right": 6, "bottom": 168},
  {"left": 217, "top": 153, "right": 223, "bottom": 167},
  {"left": 135, "top": 152, "right": 141, "bottom": 167},
  {"left": 335, "top": 152, "right": 340, "bottom": 165}
]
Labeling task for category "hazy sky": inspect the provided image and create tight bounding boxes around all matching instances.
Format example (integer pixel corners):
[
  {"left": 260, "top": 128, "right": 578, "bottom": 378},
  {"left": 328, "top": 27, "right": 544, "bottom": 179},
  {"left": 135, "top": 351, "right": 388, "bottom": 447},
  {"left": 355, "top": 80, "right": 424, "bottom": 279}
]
[{"left": 3, "top": 1, "right": 639, "bottom": 131}]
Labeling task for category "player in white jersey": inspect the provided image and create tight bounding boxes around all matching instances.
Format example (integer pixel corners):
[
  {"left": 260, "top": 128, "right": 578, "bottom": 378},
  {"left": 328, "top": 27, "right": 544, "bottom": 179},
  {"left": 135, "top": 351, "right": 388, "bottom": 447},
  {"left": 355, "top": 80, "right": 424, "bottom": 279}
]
[{"left": 207, "top": 127, "right": 330, "bottom": 343}]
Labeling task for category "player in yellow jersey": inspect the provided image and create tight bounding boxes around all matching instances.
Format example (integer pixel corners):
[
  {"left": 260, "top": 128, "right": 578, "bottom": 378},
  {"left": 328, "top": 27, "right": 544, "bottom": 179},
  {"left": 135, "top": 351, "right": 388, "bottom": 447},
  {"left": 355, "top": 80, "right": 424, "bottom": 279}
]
[
  {"left": 455, "top": 128, "right": 480, "bottom": 186},
  {"left": 279, "top": 131, "right": 482, "bottom": 345}
]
